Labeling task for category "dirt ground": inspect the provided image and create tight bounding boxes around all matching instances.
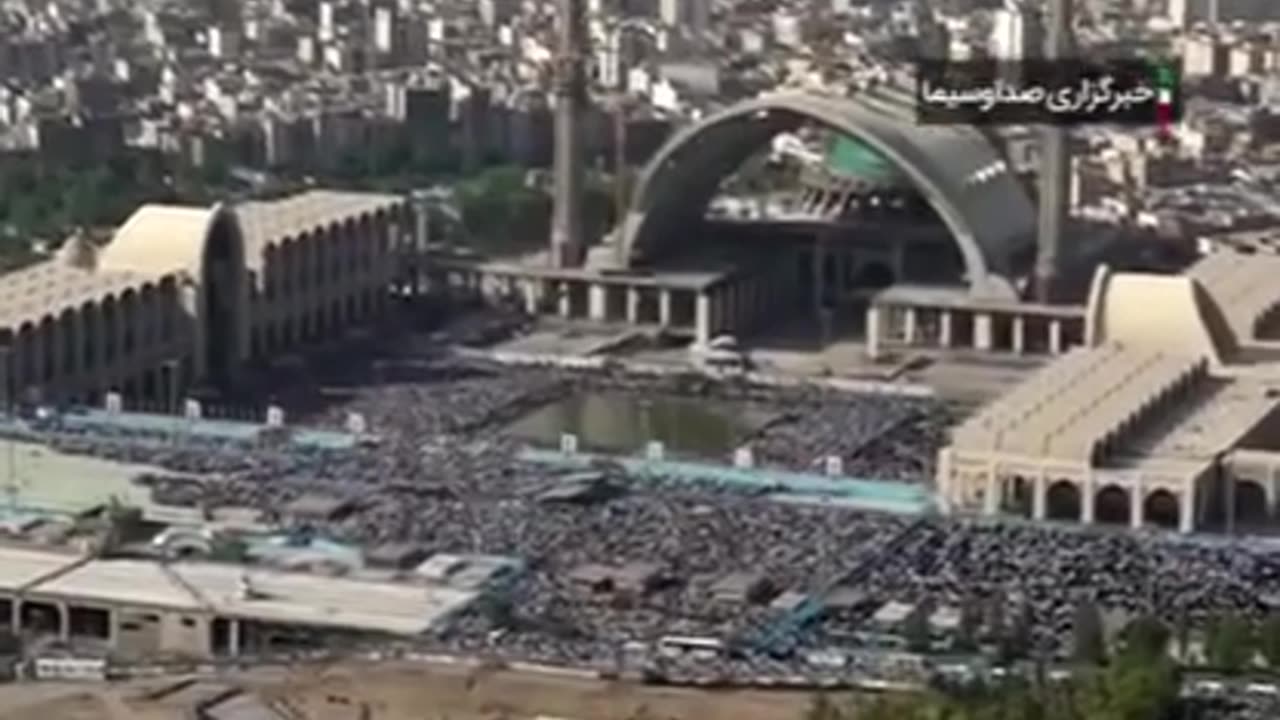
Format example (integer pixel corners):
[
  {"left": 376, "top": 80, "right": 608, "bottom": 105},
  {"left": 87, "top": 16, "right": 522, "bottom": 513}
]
[{"left": 0, "top": 661, "right": 816, "bottom": 720}]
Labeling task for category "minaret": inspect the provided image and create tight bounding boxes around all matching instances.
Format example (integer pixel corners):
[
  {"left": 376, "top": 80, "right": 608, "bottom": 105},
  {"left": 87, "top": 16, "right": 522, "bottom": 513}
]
[
  {"left": 550, "top": 0, "right": 588, "bottom": 268},
  {"left": 1034, "top": 0, "right": 1072, "bottom": 302}
]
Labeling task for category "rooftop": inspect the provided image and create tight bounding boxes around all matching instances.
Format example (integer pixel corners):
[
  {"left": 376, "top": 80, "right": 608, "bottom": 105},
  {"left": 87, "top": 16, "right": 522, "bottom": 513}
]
[
  {"left": 0, "top": 545, "right": 480, "bottom": 636},
  {"left": 235, "top": 189, "right": 404, "bottom": 264},
  {"left": 0, "top": 543, "right": 81, "bottom": 592},
  {"left": 0, "top": 261, "right": 159, "bottom": 331}
]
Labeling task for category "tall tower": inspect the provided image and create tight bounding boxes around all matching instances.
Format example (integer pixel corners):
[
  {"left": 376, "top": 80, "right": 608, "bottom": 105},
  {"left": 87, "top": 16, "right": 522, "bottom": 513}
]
[
  {"left": 1035, "top": 0, "right": 1072, "bottom": 303},
  {"left": 551, "top": 0, "right": 589, "bottom": 268}
]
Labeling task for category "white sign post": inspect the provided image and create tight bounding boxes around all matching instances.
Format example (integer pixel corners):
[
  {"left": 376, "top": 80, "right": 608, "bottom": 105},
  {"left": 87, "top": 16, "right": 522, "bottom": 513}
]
[
  {"left": 645, "top": 441, "right": 665, "bottom": 462},
  {"left": 824, "top": 455, "right": 844, "bottom": 478},
  {"left": 733, "top": 446, "right": 754, "bottom": 469},
  {"left": 104, "top": 392, "right": 123, "bottom": 414},
  {"left": 559, "top": 433, "right": 579, "bottom": 455},
  {"left": 265, "top": 405, "right": 285, "bottom": 428},
  {"left": 183, "top": 399, "right": 203, "bottom": 420}
]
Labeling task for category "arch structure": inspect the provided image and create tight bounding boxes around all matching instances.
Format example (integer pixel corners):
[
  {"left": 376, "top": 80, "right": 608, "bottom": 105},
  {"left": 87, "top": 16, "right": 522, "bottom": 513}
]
[
  {"left": 616, "top": 90, "right": 1037, "bottom": 300},
  {"left": 0, "top": 189, "right": 407, "bottom": 404},
  {"left": 99, "top": 203, "right": 250, "bottom": 384}
]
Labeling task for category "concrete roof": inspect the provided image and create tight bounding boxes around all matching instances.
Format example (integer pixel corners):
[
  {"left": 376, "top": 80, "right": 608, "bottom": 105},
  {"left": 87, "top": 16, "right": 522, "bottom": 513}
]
[
  {"left": 235, "top": 190, "right": 404, "bottom": 270},
  {"left": 31, "top": 558, "right": 206, "bottom": 611},
  {"left": 0, "top": 545, "right": 81, "bottom": 593},
  {"left": 1186, "top": 252, "right": 1280, "bottom": 346},
  {"left": 1087, "top": 268, "right": 1237, "bottom": 366},
  {"left": 173, "top": 562, "right": 478, "bottom": 635},
  {"left": 873, "top": 284, "right": 1085, "bottom": 319},
  {"left": 952, "top": 344, "right": 1207, "bottom": 463},
  {"left": 2, "top": 544, "right": 479, "bottom": 636},
  {"left": 97, "top": 204, "right": 230, "bottom": 279},
  {"left": 0, "top": 260, "right": 158, "bottom": 332},
  {"left": 1120, "top": 377, "right": 1280, "bottom": 460},
  {"left": 620, "top": 89, "right": 1036, "bottom": 299},
  {"left": 0, "top": 189, "right": 404, "bottom": 332}
]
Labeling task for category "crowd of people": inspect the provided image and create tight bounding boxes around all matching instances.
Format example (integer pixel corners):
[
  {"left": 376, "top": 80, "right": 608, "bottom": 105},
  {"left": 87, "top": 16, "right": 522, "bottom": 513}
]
[{"left": 12, "top": 306, "right": 1280, "bottom": 700}]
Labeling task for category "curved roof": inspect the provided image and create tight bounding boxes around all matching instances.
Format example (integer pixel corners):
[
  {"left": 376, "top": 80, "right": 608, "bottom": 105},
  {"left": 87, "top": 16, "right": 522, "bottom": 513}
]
[
  {"left": 97, "top": 203, "right": 239, "bottom": 278},
  {"left": 1086, "top": 266, "right": 1237, "bottom": 366},
  {"left": 618, "top": 90, "right": 1037, "bottom": 299},
  {"left": 1186, "top": 252, "right": 1280, "bottom": 346}
]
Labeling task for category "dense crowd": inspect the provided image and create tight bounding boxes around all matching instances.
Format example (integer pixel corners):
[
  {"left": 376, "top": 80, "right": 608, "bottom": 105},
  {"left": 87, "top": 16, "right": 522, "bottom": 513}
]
[{"left": 15, "top": 307, "right": 1280, "bottom": 704}]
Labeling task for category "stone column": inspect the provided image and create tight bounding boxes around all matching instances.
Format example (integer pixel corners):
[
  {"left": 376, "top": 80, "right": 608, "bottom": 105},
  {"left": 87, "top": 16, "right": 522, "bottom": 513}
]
[
  {"left": 522, "top": 279, "right": 539, "bottom": 315},
  {"left": 228, "top": 618, "right": 241, "bottom": 656},
  {"left": 30, "top": 325, "right": 45, "bottom": 396},
  {"left": 659, "top": 289, "right": 673, "bottom": 327},
  {"left": 1130, "top": 482, "right": 1144, "bottom": 529},
  {"left": 811, "top": 242, "right": 825, "bottom": 317},
  {"left": 1049, "top": 319, "right": 1064, "bottom": 354},
  {"left": 1032, "top": 476, "right": 1047, "bottom": 520},
  {"left": 57, "top": 603, "right": 69, "bottom": 641},
  {"left": 588, "top": 283, "right": 607, "bottom": 322},
  {"left": 865, "top": 305, "right": 883, "bottom": 361},
  {"left": 557, "top": 282, "right": 572, "bottom": 318},
  {"left": 984, "top": 474, "right": 1000, "bottom": 516},
  {"left": 939, "top": 309, "right": 953, "bottom": 348},
  {"left": 974, "top": 312, "right": 994, "bottom": 351},
  {"left": 695, "top": 292, "right": 712, "bottom": 347},
  {"left": 1081, "top": 476, "right": 1095, "bottom": 524},
  {"left": 903, "top": 307, "right": 919, "bottom": 345},
  {"left": 626, "top": 287, "right": 641, "bottom": 324},
  {"left": 1012, "top": 316, "right": 1026, "bottom": 355},
  {"left": 1180, "top": 485, "right": 1195, "bottom": 534}
]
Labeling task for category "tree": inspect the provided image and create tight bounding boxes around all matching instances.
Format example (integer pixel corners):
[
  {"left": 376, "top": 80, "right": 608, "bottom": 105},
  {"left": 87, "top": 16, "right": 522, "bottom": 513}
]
[
  {"left": 983, "top": 595, "right": 1005, "bottom": 642},
  {"left": 1258, "top": 613, "right": 1280, "bottom": 668},
  {"left": 1205, "top": 612, "right": 1254, "bottom": 673},
  {"left": 903, "top": 606, "right": 932, "bottom": 654},
  {"left": 954, "top": 598, "right": 981, "bottom": 653},
  {"left": 1071, "top": 601, "right": 1106, "bottom": 665},
  {"left": 1004, "top": 601, "right": 1034, "bottom": 662},
  {"left": 1119, "top": 614, "right": 1170, "bottom": 661},
  {"left": 1175, "top": 605, "right": 1192, "bottom": 662}
]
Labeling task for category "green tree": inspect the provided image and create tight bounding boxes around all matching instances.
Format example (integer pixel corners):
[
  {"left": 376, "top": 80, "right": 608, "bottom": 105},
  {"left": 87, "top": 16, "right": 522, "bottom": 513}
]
[
  {"left": 1175, "top": 605, "right": 1192, "bottom": 662},
  {"left": 1004, "top": 601, "right": 1034, "bottom": 662},
  {"left": 1119, "top": 614, "right": 1170, "bottom": 661},
  {"left": 1206, "top": 613, "right": 1255, "bottom": 673},
  {"left": 1258, "top": 613, "right": 1280, "bottom": 668},
  {"left": 983, "top": 596, "right": 1005, "bottom": 642},
  {"left": 954, "top": 598, "right": 981, "bottom": 653},
  {"left": 904, "top": 606, "right": 933, "bottom": 654},
  {"left": 1072, "top": 602, "right": 1106, "bottom": 665}
]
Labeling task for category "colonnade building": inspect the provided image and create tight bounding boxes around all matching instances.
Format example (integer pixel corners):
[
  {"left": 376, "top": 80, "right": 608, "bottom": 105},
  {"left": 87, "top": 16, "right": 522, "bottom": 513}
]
[
  {"left": 0, "top": 190, "right": 408, "bottom": 406},
  {"left": 938, "top": 253, "right": 1280, "bottom": 534}
]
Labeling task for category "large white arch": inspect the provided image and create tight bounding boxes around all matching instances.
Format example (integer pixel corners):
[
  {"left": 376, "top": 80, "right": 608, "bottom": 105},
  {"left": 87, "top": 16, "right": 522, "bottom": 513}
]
[{"left": 617, "top": 90, "right": 1038, "bottom": 300}]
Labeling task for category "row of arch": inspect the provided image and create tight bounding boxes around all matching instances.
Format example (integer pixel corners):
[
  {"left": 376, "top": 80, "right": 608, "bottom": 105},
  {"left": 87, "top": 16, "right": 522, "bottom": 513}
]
[
  {"left": 0, "top": 276, "right": 186, "bottom": 403},
  {"left": 0, "top": 205, "right": 408, "bottom": 402},
  {"left": 1002, "top": 477, "right": 1190, "bottom": 531},
  {"left": 258, "top": 213, "right": 397, "bottom": 303}
]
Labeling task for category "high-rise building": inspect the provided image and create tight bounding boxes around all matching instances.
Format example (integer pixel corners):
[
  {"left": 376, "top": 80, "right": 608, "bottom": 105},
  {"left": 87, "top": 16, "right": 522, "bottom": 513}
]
[
  {"left": 990, "top": 1, "right": 1042, "bottom": 62},
  {"left": 319, "top": 1, "right": 335, "bottom": 42},
  {"left": 480, "top": 0, "right": 518, "bottom": 27},
  {"left": 374, "top": 5, "right": 396, "bottom": 55},
  {"left": 1169, "top": 0, "right": 1280, "bottom": 27},
  {"left": 659, "top": 0, "right": 708, "bottom": 31}
]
